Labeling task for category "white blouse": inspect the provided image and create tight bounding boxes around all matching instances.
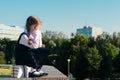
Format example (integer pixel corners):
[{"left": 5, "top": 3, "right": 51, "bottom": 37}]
[{"left": 19, "top": 30, "right": 42, "bottom": 49}]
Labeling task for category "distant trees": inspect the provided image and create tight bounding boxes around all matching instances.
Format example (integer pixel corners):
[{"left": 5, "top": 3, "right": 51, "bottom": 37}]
[
  {"left": 5, "top": 41, "right": 15, "bottom": 64},
  {"left": 0, "top": 38, "right": 15, "bottom": 64},
  {"left": 42, "top": 31, "right": 120, "bottom": 79}
]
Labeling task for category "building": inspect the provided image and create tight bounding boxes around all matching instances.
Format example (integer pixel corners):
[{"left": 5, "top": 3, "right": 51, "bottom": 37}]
[
  {"left": 0, "top": 24, "right": 24, "bottom": 40},
  {"left": 77, "top": 26, "right": 102, "bottom": 38}
]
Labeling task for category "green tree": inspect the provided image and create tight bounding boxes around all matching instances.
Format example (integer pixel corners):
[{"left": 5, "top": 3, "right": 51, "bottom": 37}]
[
  {"left": 42, "top": 30, "right": 67, "bottom": 53},
  {"left": 42, "top": 30, "right": 67, "bottom": 40},
  {"left": 0, "top": 51, "right": 6, "bottom": 64},
  {"left": 5, "top": 41, "right": 15, "bottom": 64},
  {"left": 42, "top": 30, "right": 69, "bottom": 75},
  {"left": 70, "top": 33, "right": 89, "bottom": 80},
  {"left": 86, "top": 46, "right": 102, "bottom": 77},
  {"left": 95, "top": 33, "right": 119, "bottom": 78},
  {"left": 55, "top": 39, "right": 71, "bottom": 75},
  {"left": 0, "top": 38, "right": 15, "bottom": 64},
  {"left": 100, "top": 43, "right": 119, "bottom": 77}
]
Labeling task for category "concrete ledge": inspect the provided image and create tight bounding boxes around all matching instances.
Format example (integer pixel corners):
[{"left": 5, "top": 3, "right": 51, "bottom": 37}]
[
  {"left": 0, "top": 78, "right": 67, "bottom": 80},
  {"left": 0, "top": 65, "right": 68, "bottom": 80}
]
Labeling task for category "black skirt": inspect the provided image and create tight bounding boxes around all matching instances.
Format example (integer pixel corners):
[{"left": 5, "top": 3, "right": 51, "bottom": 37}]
[{"left": 14, "top": 43, "right": 50, "bottom": 69}]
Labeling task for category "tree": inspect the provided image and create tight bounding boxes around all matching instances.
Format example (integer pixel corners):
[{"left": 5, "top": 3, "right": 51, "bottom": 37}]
[
  {"left": 86, "top": 46, "right": 102, "bottom": 77},
  {"left": 70, "top": 33, "right": 89, "bottom": 80},
  {"left": 42, "top": 30, "right": 67, "bottom": 40},
  {"left": 42, "top": 30, "right": 67, "bottom": 53},
  {"left": 5, "top": 41, "right": 15, "bottom": 64},
  {"left": 0, "top": 51, "right": 6, "bottom": 64},
  {"left": 55, "top": 39, "right": 71, "bottom": 75},
  {"left": 100, "top": 43, "right": 119, "bottom": 77}
]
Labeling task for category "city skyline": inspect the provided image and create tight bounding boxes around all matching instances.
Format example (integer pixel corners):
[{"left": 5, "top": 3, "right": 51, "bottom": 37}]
[{"left": 0, "top": 0, "right": 120, "bottom": 36}]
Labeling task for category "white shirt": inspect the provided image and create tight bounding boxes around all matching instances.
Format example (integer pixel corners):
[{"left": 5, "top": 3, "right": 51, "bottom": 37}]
[{"left": 19, "top": 29, "right": 42, "bottom": 49}]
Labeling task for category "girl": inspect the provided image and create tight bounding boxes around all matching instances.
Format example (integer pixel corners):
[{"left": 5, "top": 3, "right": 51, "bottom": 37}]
[{"left": 14, "top": 16, "right": 50, "bottom": 77}]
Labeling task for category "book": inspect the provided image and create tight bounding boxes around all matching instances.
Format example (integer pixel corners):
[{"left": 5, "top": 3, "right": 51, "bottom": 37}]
[{"left": 0, "top": 64, "right": 12, "bottom": 77}]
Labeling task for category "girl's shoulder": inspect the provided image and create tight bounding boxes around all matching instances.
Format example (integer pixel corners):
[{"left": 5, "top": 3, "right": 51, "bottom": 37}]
[{"left": 21, "top": 34, "right": 28, "bottom": 38}]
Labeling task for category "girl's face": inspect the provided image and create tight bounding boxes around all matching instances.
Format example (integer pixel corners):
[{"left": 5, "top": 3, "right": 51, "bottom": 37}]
[
  {"left": 30, "top": 23, "right": 42, "bottom": 33},
  {"left": 30, "top": 24, "right": 37, "bottom": 33}
]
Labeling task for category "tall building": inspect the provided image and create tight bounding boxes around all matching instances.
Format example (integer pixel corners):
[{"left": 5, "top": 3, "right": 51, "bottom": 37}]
[
  {"left": 0, "top": 24, "right": 24, "bottom": 40},
  {"left": 77, "top": 26, "right": 102, "bottom": 38}
]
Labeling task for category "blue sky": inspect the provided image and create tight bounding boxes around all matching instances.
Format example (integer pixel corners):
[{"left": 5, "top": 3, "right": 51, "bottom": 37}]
[{"left": 0, "top": 0, "right": 120, "bottom": 36}]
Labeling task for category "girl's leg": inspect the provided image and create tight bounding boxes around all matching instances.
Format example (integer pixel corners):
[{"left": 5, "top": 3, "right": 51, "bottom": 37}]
[{"left": 32, "top": 48, "right": 50, "bottom": 70}]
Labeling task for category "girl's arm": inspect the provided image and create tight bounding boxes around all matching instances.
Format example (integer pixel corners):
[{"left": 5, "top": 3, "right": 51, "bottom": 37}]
[
  {"left": 19, "top": 35, "right": 34, "bottom": 49},
  {"left": 32, "top": 30, "right": 42, "bottom": 48}
]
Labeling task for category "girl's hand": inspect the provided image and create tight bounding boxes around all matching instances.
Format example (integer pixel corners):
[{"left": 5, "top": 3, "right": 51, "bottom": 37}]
[
  {"left": 28, "top": 39, "right": 33, "bottom": 45},
  {"left": 35, "top": 22, "right": 42, "bottom": 30}
]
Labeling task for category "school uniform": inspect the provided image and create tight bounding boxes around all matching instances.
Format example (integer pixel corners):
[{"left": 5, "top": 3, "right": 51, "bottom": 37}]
[{"left": 14, "top": 30, "right": 50, "bottom": 72}]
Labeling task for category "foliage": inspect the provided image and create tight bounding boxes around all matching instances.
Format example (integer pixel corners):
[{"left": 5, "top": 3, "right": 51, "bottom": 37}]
[
  {"left": 0, "top": 38, "right": 15, "bottom": 64},
  {"left": 0, "top": 51, "right": 6, "bottom": 64},
  {"left": 86, "top": 46, "right": 102, "bottom": 71}
]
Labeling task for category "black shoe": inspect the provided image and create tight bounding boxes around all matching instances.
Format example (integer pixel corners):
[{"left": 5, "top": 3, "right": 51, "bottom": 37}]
[
  {"left": 43, "top": 72, "right": 48, "bottom": 76},
  {"left": 29, "top": 71, "right": 48, "bottom": 77}
]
